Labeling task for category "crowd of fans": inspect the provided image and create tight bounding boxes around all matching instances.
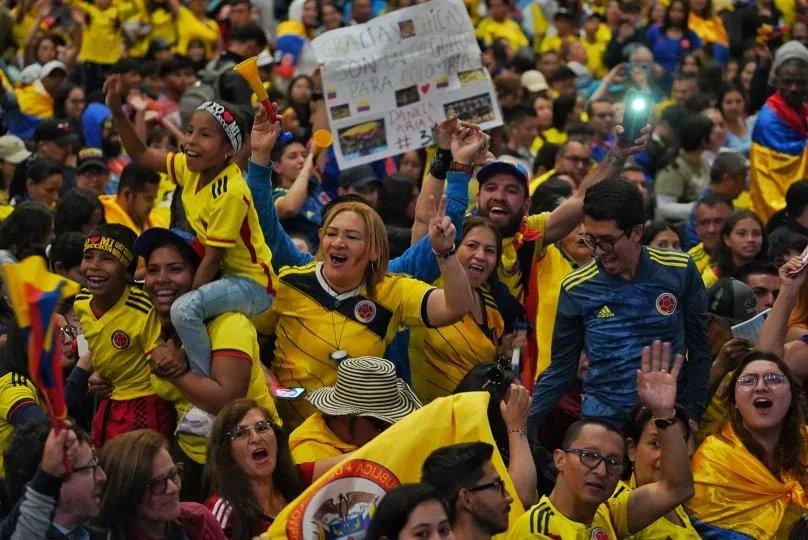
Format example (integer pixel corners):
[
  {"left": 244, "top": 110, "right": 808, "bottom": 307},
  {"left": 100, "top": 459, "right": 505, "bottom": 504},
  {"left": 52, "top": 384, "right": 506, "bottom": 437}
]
[{"left": 0, "top": 0, "right": 807, "bottom": 537}]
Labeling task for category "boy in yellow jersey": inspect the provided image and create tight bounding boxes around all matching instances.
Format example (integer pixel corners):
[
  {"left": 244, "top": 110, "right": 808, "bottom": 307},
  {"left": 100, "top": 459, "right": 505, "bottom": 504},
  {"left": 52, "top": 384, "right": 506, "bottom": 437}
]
[
  {"left": 0, "top": 371, "right": 44, "bottom": 477},
  {"left": 104, "top": 76, "right": 275, "bottom": 391},
  {"left": 74, "top": 224, "right": 173, "bottom": 448},
  {"left": 510, "top": 342, "right": 693, "bottom": 539}
]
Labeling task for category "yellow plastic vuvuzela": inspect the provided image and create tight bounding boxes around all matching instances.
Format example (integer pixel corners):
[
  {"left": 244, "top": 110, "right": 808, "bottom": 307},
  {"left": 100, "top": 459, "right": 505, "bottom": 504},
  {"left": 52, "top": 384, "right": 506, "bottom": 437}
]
[
  {"left": 311, "top": 129, "right": 333, "bottom": 156},
  {"left": 233, "top": 56, "right": 277, "bottom": 121}
]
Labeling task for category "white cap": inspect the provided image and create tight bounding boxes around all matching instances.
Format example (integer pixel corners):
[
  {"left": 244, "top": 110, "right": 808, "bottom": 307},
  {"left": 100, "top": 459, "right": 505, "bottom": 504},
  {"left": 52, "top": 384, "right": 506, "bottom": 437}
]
[
  {"left": 257, "top": 50, "right": 274, "bottom": 68},
  {"left": 19, "top": 64, "right": 42, "bottom": 85},
  {"left": 40, "top": 60, "right": 68, "bottom": 78},
  {"left": 520, "top": 70, "right": 548, "bottom": 93}
]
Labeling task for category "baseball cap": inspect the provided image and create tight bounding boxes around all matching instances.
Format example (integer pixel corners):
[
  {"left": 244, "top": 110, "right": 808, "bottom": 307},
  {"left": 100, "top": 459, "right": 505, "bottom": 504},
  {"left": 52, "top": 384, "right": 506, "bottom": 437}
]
[
  {"left": 133, "top": 227, "right": 205, "bottom": 267},
  {"left": 476, "top": 157, "right": 530, "bottom": 193},
  {"left": 339, "top": 165, "right": 382, "bottom": 188},
  {"left": 0, "top": 135, "right": 32, "bottom": 164},
  {"left": 19, "top": 64, "right": 42, "bottom": 85},
  {"left": 707, "top": 278, "right": 757, "bottom": 324},
  {"left": 520, "top": 70, "right": 549, "bottom": 93},
  {"left": 76, "top": 147, "right": 109, "bottom": 174},
  {"left": 33, "top": 119, "right": 79, "bottom": 144},
  {"left": 554, "top": 7, "right": 574, "bottom": 18},
  {"left": 257, "top": 50, "right": 274, "bottom": 68},
  {"left": 40, "top": 60, "right": 68, "bottom": 78}
]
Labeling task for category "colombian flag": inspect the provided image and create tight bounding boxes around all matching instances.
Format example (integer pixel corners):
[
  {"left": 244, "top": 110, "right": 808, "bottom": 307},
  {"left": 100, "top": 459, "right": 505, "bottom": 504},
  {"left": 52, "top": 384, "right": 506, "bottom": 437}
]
[
  {"left": 685, "top": 422, "right": 808, "bottom": 540},
  {"left": 263, "top": 392, "right": 525, "bottom": 539},
  {"left": 749, "top": 92, "right": 808, "bottom": 222},
  {"left": 0, "top": 256, "right": 80, "bottom": 420},
  {"left": 6, "top": 81, "right": 54, "bottom": 140},
  {"left": 688, "top": 13, "right": 729, "bottom": 63}
]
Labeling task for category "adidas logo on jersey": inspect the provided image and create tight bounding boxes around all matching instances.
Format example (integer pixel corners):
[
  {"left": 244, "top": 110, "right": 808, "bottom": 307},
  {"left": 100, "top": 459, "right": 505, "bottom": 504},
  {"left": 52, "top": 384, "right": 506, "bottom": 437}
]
[{"left": 597, "top": 305, "right": 614, "bottom": 318}]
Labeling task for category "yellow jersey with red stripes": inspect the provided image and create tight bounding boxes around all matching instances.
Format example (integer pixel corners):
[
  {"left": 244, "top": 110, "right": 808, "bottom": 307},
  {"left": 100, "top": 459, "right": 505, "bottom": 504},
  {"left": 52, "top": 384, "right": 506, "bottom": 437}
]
[
  {"left": 508, "top": 494, "right": 628, "bottom": 539},
  {"left": 74, "top": 285, "right": 162, "bottom": 401},
  {"left": 166, "top": 152, "right": 275, "bottom": 292},
  {"left": 0, "top": 372, "right": 43, "bottom": 475},
  {"left": 150, "top": 312, "right": 281, "bottom": 464}
]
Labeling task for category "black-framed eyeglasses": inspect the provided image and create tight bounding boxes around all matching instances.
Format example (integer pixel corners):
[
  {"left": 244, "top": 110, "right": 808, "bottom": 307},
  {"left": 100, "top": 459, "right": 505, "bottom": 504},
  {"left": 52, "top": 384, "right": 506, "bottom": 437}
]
[
  {"left": 71, "top": 455, "right": 101, "bottom": 477},
  {"left": 227, "top": 419, "right": 274, "bottom": 441},
  {"left": 579, "top": 231, "right": 628, "bottom": 253},
  {"left": 563, "top": 448, "right": 624, "bottom": 475},
  {"left": 58, "top": 324, "right": 78, "bottom": 342},
  {"left": 146, "top": 462, "right": 184, "bottom": 495},
  {"left": 467, "top": 477, "right": 506, "bottom": 496},
  {"left": 737, "top": 372, "right": 787, "bottom": 389}
]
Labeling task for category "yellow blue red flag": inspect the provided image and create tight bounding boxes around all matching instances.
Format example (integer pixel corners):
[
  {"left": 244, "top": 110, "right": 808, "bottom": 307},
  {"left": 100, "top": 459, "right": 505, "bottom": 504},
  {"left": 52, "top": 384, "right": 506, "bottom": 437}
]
[
  {"left": 685, "top": 422, "right": 808, "bottom": 540},
  {"left": 264, "top": 392, "right": 525, "bottom": 539},
  {"left": 0, "top": 256, "right": 80, "bottom": 419},
  {"left": 749, "top": 92, "right": 808, "bottom": 222}
]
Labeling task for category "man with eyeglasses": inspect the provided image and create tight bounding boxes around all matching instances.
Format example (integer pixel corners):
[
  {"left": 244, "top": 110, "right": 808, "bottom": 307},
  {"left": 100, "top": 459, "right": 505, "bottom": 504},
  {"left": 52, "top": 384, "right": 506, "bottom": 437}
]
[
  {"left": 511, "top": 341, "right": 694, "bottom": 539},
  {"left": 0, "top": 420, "right": 108, "bottom": 539},
  {"left": 422, "top": 442, "right": 513, "bottom": 539},
  {"left": 528, "top": 177, "right": 710, "bottom": 433},
  {"left": 587, "top": 99, "right": 615, "bottom": 163}
]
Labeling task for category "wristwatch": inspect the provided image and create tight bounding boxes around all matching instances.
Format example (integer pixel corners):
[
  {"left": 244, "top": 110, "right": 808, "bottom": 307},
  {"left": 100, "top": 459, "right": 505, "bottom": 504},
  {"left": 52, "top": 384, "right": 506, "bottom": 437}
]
[
  {"left": 653, "top": 415, "right": 678, "bottom": 430},
  {"left": 449, "top": 160, "right": 474, "bottom": 175}
]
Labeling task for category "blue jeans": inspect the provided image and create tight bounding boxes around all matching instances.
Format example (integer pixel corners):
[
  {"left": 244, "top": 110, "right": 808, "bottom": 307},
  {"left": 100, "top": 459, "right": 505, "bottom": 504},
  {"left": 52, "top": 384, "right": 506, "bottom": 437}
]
[{"left": 170, "top": 275, "right": 273, "bottom": 376}]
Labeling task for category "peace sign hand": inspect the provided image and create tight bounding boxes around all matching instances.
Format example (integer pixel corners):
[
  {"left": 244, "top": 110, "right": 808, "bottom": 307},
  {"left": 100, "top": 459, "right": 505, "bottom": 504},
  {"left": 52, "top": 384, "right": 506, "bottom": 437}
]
[
  {"left": 428, "top": 195, "right": 455, "bottom": 255},
  {"left": 636, "top": 340, "right": 683, "bottom": 417}
]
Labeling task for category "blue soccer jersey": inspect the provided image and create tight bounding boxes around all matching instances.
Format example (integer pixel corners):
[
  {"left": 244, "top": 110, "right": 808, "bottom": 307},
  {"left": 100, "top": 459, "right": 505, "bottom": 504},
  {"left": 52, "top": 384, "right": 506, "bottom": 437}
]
[{"left": 529, "top": 247, "right": 710, "bottom": 430}]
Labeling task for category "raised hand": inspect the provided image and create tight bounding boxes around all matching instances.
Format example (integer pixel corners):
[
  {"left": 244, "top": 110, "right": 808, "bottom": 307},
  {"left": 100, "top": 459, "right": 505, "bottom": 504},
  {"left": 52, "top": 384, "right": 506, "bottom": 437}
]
[
  {"left": 636, "top": 340, "right": 683, "bottom": 417},
  {"left": 435, "top": 115, "right": 459, "bottom": 150},
  {"left": 41, "top": 422, "right": 79, "bottom": 478},
  {"left": 500, "top": 383, "right": 531, "bottom": 431},
  {"left": 428, "top": 195, "right": 455, "bottom": 255},
  {"left": 451, "top": 124, "right": 487, "bottom": 165},
  {"left": 780, "top": 254, "right": 808, "bottom": 286},
  {"left": 613, "top": 123, "right": 652, "bottom": 158},
  {"left": 251, "top": 103, "right": 283, "bottom": 163},
  {"left": 103, "top": 75, "right": 124, "bottom": 114}
]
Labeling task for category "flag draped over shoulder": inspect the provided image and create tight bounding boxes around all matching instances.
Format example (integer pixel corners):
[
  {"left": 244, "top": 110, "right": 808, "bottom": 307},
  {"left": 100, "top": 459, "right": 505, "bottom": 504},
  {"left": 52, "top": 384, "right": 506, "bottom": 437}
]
[
  {"left": 684, "top": 422, "right": 808, "bottom": 540},
  {"left": 749, "top": 92, "right": 808, "bottom": 222},
  {"left": 0, "top": 256, "right": 80, "bottom": 419},
  {"left": 265, "top": 392, "right": 525, "bottom": 539}
]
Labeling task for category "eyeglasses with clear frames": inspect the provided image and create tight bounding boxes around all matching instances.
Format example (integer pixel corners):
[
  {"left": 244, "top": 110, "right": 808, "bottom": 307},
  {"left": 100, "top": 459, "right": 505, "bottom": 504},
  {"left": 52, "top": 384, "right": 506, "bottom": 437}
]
[
  {"left": 227, "top": 419, "right": 274, "bottom": 441},
  {"left": 737, "top": 372, "right": 787, "bottom": 389},
  {"left": 563, "top": 448, "right": 624, "bottom": 475},
  {"left": 146, "top": 462, "right": 184, "bottom": 495},
  {"left": 579, "top": 231, "right": 627, "bottom": 253}
]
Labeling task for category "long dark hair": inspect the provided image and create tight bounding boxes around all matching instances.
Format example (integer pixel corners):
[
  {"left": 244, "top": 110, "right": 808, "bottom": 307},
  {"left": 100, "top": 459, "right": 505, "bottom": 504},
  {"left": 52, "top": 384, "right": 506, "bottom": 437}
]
[
  {"left": 206, "top": 399, "right": 304, "bottom": 540},
  {"left": 0, "top": 201, "right": 53, "bottom": 260},
  {"left": 662, "top": 0, "right": 690, "bottom": 31},
  {"left": 714, "top": 209, "right": 767, "bottom": 278},
  {"left": 622, "top": 402, "right": 691, "bottom": 481},
  {"left": 723, "top": 352, "right": 808, "bottom": 486},
  {"left": 365, "top": 483, "right": 450, "bottom": 540}
]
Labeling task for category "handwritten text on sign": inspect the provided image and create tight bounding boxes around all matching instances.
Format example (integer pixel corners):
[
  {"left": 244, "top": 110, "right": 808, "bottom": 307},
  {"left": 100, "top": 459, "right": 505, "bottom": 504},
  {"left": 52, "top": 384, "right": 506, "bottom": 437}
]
[{"left": 313, "top": 0, "right": 502, "bottom": 169}]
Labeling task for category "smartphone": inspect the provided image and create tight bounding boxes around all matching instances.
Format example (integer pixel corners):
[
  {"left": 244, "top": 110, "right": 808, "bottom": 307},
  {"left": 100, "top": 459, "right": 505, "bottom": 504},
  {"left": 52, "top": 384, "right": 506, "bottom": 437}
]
[
  {"left": 274, "top": 386, "right": 306, "bottom": 400},
  {"left": 76, "top": 335, "right": 90, "bottom": 357},
  {"left": 620, "top": 90, "right": 653, "bottom": 144}
]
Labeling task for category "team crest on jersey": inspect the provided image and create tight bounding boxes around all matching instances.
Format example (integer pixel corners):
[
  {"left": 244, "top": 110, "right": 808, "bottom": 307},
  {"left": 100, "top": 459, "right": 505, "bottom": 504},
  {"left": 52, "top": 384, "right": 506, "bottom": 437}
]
[
  {"left": 354, "top": 300, "right": 377, "bottom": 323},
  {"left": 655, "top": 293, "right": 678, "bottom": 316},
  {"left": 111, "top": 330, "right": 130, "bottom": 349},
  {"left": 591, "top": 529, "right": 610, "bottom": 540}
]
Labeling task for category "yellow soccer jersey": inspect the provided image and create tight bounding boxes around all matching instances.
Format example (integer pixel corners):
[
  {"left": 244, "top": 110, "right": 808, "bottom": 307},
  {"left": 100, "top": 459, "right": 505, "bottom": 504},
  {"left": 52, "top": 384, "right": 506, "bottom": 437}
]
[
  {"left": 167, "top": 152, "right": 274, "bottom": 292},
  {"left": 508, "top": 494, "right": 628, "bottom": 539},
  {"left": 0, "top": 372, "right": 43, "bottom": 475},
  {"left": 611, "top": 481, "right": 700, "bottom": 539},
  {"left": 533, "top": 244, "right": 576, "bottom": 378},
  {"left": 261, "top": 262, "right": 434, "bottom": 426},
  {"left": 288, "top": 411, "right": 358, "bottom": 464},
  {"left": 74, "top": 285, "right": 162, "bottom": 401},
  {"left": 64, "top": 0, "right": 126, "bottom": 65},
  {"left": 174, "top": 6, "right": 220, "bottom": 59},
  {"left": 409, "top": 285, "right": 504, "bottom": 403},
  {"left": 150, "top": 312, "right": 280, "bottom": 463},
  {"left": 687, "top": 242, "right": 712, "bottom": 275}
]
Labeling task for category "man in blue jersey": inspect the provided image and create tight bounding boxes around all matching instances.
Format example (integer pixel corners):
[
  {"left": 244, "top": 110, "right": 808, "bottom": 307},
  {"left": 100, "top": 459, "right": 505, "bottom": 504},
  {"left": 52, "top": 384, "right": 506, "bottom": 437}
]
[{"left": 528, "top": 178, "right": 710, "bottom": 432}]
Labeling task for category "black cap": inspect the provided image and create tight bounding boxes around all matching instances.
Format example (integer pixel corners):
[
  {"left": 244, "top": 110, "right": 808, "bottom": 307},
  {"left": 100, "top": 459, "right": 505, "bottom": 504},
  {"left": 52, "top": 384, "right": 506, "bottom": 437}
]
[
  {"left": 134, "top": 227, "right": 205, "bottom": 267},
  {"left": 33, "top": 120, "right": 79, "bottom": 144},
  {"left": 76, "top": 147, "right": 109, "bottom": 174},
  {"left": 338, "top": 165, "right": 382, "bottom": 189},
  {"left": 707, "top": 278, "right": 757, "bottom": 324}
]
